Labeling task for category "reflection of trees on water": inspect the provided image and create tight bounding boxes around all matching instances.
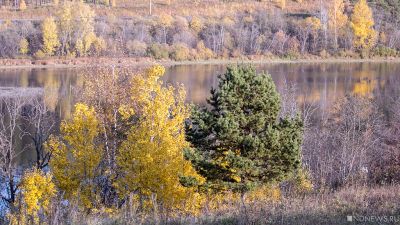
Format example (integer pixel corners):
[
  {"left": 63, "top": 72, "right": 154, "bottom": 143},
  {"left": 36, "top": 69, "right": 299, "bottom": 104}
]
[
  {"left": 1, "top": 63, "right": 400, "bottom": 119},
  {"left": 0, "top": 88, "right": 56, "bottom": 165},
  {"left": 0, "top": 88, "right": 43, "bottom": 166},
  {"left": 164, "top": 63, "right": 400, "bottom": 113},
  {"left": 0, "top": 68, "right": 82, "bottom": 120},
  {"left": 164, "top": 64, "right": 221, "bottom": 105}
]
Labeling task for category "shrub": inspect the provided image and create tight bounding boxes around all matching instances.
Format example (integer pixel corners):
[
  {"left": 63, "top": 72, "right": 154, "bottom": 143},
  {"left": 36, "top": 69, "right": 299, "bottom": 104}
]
[
  {"left": 338, "top": 50, "right": 358, "bottom": 58},
  {"left": 19, "top": 38, "right": 29, "bottom": 55},
  {"left": 0, "top": 30, "right": 21, "bottom": 58},
  {"left": 172, "top": 30, "right": 197, "bottom": 48},
  {"left": 282, "top": 169, "right": 313, "bottom": 195},
  {"left": 92, "top": 36, "right": 107, "bottom": 55},
  {"left": 170, "top": 43, "right": 190, "bottom": 61},
  {"left": 319, "top": 49, "right": 330, "bottom": 58},
  {"left": 147, "top": 43, "right": 169, "bottom": 59},
  {"left": 7, "top": 169, "right": 56, "bottom": 224},
  {"left": 230, "top": 49, "right": 243, "bottom": 58},
  {"left": 34, "top": 50, "right": 46, "bottom": 59},
  {"left": 19, "top": 0, "right": 27, "bottom": 11},
  {"left": 190, "top": 16, "right": 203, "bottom": 33},
  {"left": 360, "top": 49, "right": 370, "bottom": 59},
  {"left": 126, "top": 40, "right": 147, "bottom": 56},
  {"left": 195, "top": 41, "right": 214, "bottom": 60},
  {"left": 285, "top": 37, "right": 300, "bottom": 59},
  {"left": 371, "top": 46, "right": 398, "bottom": 57},
  {"left": 284, "top": 51, "right": 299, "bottom": 60}
]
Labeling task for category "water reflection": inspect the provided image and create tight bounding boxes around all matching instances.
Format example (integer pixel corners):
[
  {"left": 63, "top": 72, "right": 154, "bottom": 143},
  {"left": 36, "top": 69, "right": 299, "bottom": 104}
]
[
  {"left": 0, "top": 68, "right": 78, "bottom": 120},
  {"left": 1, "top": 62, "right": 400, "bottom": 120},
  {"left": 164, "top": 62, "right": 399, "bottom": 110}
]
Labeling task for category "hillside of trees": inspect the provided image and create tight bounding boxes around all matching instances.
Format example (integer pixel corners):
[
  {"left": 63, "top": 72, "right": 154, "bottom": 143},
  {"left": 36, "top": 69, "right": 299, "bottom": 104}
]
[{"left": 1, "top": 0, "right": 400, "bottom": 62}]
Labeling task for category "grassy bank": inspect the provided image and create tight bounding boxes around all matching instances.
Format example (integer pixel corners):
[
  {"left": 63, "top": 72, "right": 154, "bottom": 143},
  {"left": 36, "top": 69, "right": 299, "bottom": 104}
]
[
  {"left": 2, "top": 56, "right": 400, "bottom": 69},
  {"left": 55, "top": 185, "right": 400, "bottom": 225},
  {"left": 183, "top": 185, "right": 400, "bottom": 225}
]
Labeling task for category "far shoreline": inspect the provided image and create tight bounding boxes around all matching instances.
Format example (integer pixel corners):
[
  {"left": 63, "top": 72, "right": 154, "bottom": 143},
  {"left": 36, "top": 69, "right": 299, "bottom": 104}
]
[{"left": 2, "top": 57, "right": 400, "bottom": 69}]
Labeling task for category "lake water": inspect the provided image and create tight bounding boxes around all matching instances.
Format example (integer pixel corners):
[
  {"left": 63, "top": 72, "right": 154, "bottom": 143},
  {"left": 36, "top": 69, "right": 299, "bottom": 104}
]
[
  {"left": 1, "top": 62, "right": 398, "bottom": 120},
  {"left": 1, "top": 62, "right": 400, "bottom": 165}
]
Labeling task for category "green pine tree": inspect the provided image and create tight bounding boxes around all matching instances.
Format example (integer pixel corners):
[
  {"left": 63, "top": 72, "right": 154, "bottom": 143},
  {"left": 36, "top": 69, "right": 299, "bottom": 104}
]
[{"left": 185, "top": 65, "right": 303, "bottom": 193}]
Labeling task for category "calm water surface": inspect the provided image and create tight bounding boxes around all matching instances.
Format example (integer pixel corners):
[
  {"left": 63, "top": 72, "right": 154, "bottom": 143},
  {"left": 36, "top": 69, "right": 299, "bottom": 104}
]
[{"left": 1, "top": 62, "right": 398, "bottom": 119}]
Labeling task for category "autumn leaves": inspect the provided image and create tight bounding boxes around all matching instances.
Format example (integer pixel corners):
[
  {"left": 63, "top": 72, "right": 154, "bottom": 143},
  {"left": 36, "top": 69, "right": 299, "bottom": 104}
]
[
  {"left": 6, "top": 63, "right": 304, "bottom": 224},
  {"left": 350, "top": 0, "right": 376, "bottom": 50},
  {"left": 37, "top": 2, "right": 106, "bottom": 58}
]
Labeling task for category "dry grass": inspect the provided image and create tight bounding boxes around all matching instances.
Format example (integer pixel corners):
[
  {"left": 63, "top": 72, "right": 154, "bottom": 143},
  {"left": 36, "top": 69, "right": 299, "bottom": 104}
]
[
  {"left": 0, "top": 0, "right": 321, "bottom": 20},
  {"left": 187, "top": 185, "right": 400, "bottom": 225},
  {"left": 56, "top": 185, "right": 400, "bottom": 225}
]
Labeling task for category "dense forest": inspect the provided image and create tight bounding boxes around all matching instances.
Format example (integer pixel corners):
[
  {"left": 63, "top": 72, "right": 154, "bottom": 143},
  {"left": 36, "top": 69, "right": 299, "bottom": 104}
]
[{"left": 1, "top": 0, "right": 400, "bottom": 61}]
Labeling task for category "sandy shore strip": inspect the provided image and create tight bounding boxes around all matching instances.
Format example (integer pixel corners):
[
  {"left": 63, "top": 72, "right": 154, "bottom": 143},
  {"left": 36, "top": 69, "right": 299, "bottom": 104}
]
[{"left": 2, "top": 57, "right": 400, "bottom": 69}]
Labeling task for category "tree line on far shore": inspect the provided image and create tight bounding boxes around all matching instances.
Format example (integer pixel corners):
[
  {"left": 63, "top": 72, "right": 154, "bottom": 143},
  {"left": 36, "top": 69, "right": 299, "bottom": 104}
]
[{"left": 1, "top": 0, "right": 398, "bottom": 61}]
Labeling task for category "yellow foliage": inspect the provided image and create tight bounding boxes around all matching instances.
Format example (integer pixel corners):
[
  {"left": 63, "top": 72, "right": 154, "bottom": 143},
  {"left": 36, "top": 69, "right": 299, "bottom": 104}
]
[
  {"left": 34, "top": 50, "right": 46, "bottom": 59},
  {"left": 328, "top": 0, "right": 348, "bottom": 48},
  {"left": 230, "top": 175, "right": 241, "bottom": 183},
  {"left": 195, "top": 41, "right": 214, "bottom": 60},
  {"left": 92, "top": 36, "right": 107, "bottom": 54},
  {"left": 57, "top": 2, "right": 74, "bottom": 37},
  {"left": 353, "top": 79, "right": 377, "bottom": 97},
  {"left": 83, "top": 32, "right": 97, "bottom": 54},
  {"left": 190, "top": 16, "right": 203, "bottom": 33},
  {"left": 222, "top": 16, "right": 235, "bottom": 27},
  {"left": 158, "top": 14, "right": 174, "bottom": 27},
  {"left": 171, "top": 43, "right": 190, "bottom": 61},
  {"left": 57, "top": 2, "right": 95, "bottom": 55},
  {"left": 278, "top": 0, "right": 286, "bottom": 9},
  {"left": 292, "top": 169, "right": 313, "bottom": 194},
  {"left": 0, "top": 19, "right": 12, "bottom": 31},
  {"left": 47, "top": 103, "right": 102, "bottom": 210},
  {"left": 247, "top": 185, "right": 282, "bottom": 202},
  {"left": 42, "top": 17, "right": 59, "bottom": 56},
  {"left": 305, "top": 16, "right": 322, "bottom": 32},
  {"left": 328, "top": 0, "right": 348, "bottom": 31},
  {"left": 206, "top": 186, "right": 281, "bottom": 212},
  {"left": 19, "top": 0, "right": 27, "bottom": 11},
  {"left": 103, "top": 0, "right": 116, "bottom": 7},
  {"left": 350, "top": 0, "right": 376, "bottom": 50},
  {"left": 8, "top": 169, "right": 56, "bottom": 225},
  {"left": 77, "top": 32, "right": 106, "bottom": 56},
  {"left": 116, "top": 65, "right": 205, "bottom": 214},
  {"left": 19, "top": 38, "right": 29, "bottom": 55},
  {"left": 118, "top": 104, "right": 135, "bottom": 120}
]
